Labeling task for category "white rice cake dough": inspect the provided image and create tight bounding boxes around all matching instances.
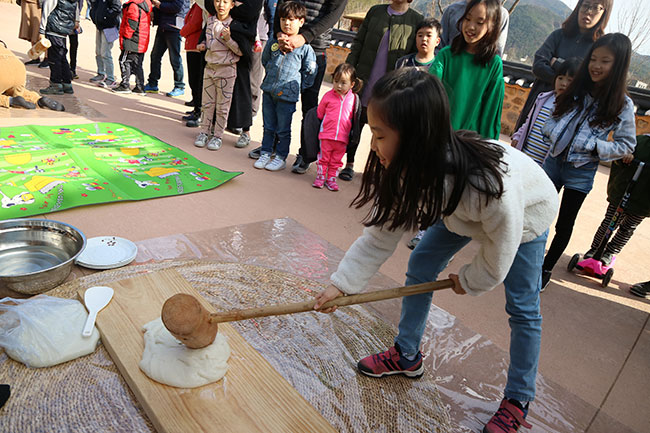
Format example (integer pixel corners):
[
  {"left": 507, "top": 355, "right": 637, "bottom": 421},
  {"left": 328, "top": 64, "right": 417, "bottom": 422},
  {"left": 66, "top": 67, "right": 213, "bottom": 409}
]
[
  {"left": 0, "top": 297, "right": 100, "bottom": 368},
  {"left": 139, "top": 317, "right": 230, "bottom": 388}
]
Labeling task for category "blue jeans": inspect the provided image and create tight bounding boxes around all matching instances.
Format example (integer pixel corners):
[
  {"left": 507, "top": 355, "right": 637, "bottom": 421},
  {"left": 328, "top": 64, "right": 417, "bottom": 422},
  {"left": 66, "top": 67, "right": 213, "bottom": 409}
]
[
  {"left": 543, "top": 154, "right": 599, "bottom": 195},
  {"left": 261, "top": 93, "right": 296, "bottom": 160},
  {"left": 95, "top": 29, "right": 115, "bottom": 82},
  {"left": 147, "top": 28, "right": 184, "bottom": 89},
  {"left": 397, "top": 221, "right": 548, "bottom": 402}
]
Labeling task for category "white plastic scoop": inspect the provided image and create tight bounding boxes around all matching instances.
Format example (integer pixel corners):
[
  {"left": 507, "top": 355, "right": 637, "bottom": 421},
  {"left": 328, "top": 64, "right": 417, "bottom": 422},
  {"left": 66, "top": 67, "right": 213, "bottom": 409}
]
[{"left": 82, "top": 286, "right": 114, "bottom": 337}]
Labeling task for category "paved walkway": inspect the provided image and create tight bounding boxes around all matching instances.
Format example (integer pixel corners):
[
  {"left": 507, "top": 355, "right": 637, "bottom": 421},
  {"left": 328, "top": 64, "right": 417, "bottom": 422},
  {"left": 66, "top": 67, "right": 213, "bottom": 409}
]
[{"left": 1, "top": 3, "right": 648, "bottom": 431}]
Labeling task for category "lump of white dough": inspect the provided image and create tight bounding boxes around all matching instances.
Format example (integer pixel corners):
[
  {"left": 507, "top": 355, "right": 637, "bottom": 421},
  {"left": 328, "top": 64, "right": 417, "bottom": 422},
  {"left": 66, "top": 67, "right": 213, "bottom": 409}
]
[
  {"left": 139, "top": 317, "right": 230, "bottom": 388},
  {"left": 0, "top": 296, "right": 100, "bottom": 368}
]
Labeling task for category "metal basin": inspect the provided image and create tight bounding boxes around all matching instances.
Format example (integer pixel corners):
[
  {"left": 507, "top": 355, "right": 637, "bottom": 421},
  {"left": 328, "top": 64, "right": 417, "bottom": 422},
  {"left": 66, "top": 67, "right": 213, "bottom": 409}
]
[{"left": 0, "top": 219, "right": 86, "bottom": 295}]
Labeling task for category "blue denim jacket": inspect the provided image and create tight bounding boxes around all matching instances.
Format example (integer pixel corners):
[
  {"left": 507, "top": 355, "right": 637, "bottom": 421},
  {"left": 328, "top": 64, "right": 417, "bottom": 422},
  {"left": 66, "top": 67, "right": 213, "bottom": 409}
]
[
  {"left": 261, "top": 39, "right": 317, "bottom": 103},
  {"left": 542, "top": 94, "right": 637, "bottom": 167}
]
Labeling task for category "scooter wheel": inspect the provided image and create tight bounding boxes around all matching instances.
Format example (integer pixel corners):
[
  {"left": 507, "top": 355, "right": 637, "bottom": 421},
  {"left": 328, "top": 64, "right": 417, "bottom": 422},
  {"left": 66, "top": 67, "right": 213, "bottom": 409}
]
[
  {"left": 568, "top": 253, "right": 580, "bottom": 272},
  {"left": 602, "top": 268, "right": 614, "bottom": 288}
]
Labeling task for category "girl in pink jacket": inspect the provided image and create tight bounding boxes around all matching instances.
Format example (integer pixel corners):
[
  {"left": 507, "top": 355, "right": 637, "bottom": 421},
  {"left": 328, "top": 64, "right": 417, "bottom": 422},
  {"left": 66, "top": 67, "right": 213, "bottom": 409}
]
[{"left": 314, "top": 63, "right": 362, "bottom": 191}]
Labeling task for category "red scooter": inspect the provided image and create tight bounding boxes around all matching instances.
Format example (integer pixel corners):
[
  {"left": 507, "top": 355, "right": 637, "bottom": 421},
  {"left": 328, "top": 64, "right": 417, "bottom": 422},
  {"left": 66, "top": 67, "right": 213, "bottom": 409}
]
[{"left": 567, "top": 160, "right": 645, "bottom": 288}]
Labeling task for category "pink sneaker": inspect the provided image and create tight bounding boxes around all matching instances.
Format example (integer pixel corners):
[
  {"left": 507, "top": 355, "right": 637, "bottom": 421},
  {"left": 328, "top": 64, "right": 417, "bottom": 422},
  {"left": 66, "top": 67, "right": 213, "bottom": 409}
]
[
  {"left": 483, "top": 399, "right": 532, "bottom": 433},
  {"left": 312, "top": 175, "right": 325, "bottom": 189},
  {"left": 325, "top": 177, "right": 339, "bottom": 191},
  {"left": 357, "top": 343, "right": 424, "bottom": 378}
]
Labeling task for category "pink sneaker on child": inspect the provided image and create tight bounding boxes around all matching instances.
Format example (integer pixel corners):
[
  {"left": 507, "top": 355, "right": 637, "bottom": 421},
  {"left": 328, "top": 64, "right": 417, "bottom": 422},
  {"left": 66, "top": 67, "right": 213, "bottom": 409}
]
[
  {"left": 483, "top": 399, "right": 532, "bottom": 433},
  {"left": 313, "top": 175, "right": 325, "bottom": 189},
  {"left": 325, "top": 177, "right": 339, "bottom": 191}
]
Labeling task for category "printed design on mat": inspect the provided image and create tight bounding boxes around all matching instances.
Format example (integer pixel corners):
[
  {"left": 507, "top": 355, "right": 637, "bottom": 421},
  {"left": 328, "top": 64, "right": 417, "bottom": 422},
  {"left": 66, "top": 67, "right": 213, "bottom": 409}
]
[{"left": 0, "top": 123, "right": 241, "bottom": 218}]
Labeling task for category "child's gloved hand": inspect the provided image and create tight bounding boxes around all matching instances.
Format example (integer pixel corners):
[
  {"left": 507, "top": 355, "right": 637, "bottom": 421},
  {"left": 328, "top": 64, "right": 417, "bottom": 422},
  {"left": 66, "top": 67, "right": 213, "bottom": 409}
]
[
  {"left": 313, "top": 285, "right": 344, "bottom": 313},
  {"left": 622, "top": 153, "right": 634, "bottom": 164}
]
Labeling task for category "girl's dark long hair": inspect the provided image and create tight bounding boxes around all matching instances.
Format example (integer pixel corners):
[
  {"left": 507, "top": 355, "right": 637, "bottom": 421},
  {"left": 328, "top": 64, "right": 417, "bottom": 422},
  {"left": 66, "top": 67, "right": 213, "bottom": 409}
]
[
  {"left": 204, "top": 0, "right": 217, "bottom": 16},
  {"left": 353, "top": 69, "right": 506, "bottom": 231},
  {"left": 562, "top": 0, "right": 612, "bottom": 41},
  {"left": 450, "top": 0, "right": 501, "bottom": 66},
  {"left": 553, "top": 33, "right": 631, "bottom": 128}
]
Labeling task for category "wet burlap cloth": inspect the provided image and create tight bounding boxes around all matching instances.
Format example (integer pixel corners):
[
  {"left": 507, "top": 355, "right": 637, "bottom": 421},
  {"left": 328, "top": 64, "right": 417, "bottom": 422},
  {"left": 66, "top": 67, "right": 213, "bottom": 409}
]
[{"left": 0, "top": 260, "right": 452, "bottom": 433}]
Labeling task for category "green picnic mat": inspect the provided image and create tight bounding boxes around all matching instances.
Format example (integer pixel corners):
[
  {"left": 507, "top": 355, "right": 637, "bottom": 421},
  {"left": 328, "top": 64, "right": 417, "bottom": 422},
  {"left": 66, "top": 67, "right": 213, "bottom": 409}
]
[{"left": 0, "top": 123, "right": 241, "bottom": 219}]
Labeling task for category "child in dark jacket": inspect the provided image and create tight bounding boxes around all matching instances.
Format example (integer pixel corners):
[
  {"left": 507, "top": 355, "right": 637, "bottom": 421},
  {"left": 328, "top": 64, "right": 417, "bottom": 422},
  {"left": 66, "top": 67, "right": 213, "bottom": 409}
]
[
  {"left": 583, "top": 135, "right": 650, "bottom": 267},
  {"left": 89, "top": 0, "right": 122, "bottom": 88},
  {"left": 180, "top": 2, "right": 205, "bottom": 123},
  {"left": 114, "top": 0, "right": 152, "bottom": 94},
  {"left": 38, "top": 0, "right": 81, "bottom": 95}
]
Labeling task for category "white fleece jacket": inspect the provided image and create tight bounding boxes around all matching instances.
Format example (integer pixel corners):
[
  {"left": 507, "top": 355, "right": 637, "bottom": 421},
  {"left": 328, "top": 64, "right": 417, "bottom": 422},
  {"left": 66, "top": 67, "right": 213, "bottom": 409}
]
[{"left": 330, "top": 143, "right": 559, "bottom": 297}]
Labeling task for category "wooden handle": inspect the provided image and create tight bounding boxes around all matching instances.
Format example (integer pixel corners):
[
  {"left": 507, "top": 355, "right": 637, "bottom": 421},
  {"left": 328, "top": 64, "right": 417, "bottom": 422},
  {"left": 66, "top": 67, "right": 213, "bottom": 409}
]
[{"left": 208, "top": 279, "right": 455, "bottom": 324}]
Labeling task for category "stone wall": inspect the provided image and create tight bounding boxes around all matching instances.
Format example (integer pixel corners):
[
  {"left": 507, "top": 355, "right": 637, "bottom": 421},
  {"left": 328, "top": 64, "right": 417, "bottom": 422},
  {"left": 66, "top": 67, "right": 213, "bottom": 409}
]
[
  {"left": 325, "top": 45, "right": 650, "bottom": 137},
  {"left": 325, "top": 45, "right": 350, "bottom": 76},
  {"left": 502, "top": 83, "right": 530, "bottom": 136}
]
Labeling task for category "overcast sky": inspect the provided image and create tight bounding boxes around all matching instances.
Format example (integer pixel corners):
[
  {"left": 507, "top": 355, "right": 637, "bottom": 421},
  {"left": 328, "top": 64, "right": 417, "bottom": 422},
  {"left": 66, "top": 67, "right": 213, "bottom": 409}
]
[{"left": 559, "top": 0, "right": 650, "bottom": 55}]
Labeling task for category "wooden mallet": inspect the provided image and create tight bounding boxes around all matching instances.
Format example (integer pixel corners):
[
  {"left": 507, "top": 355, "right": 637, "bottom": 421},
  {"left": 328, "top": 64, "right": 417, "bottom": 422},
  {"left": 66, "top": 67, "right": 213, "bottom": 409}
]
[{"left": 161, "top": 279, "right": 455, "bottom": 349}]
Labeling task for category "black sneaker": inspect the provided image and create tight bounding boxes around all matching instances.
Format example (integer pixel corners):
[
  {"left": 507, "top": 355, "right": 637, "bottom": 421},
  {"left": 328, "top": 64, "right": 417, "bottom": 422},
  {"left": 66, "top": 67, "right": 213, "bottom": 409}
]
[
  {"left": 339, "top": 166, "right": 354, "bottom": 181},
  {"left": 113, "top": 83, "right": 132, "bottom": 94},
  {"left": 182, "top": 111, "right": 200, "bottom": 121},
  {"left": 541, "top": 270, "right": 552, "bottom": 292},
  {"left": 186, "top": 117, "right": 202, "bottom": 128},
  {"left": 226, "top": 127, "right": 243, "bottom": 135},
  {"left": 132, "top": 86, "right": 146, "bottom": 95},
  {"left": 291, "top": 154, "right": 310, "bottom": 174},
  {"left": 38, "top": 96, "right": 65, "bottom": 111},
  {"left": 630, "top": 281, "right": 650, "bottom": 298},
  {"left": 248, "top": 146, "right": 262, "bottom": 159},
  {"left": 184, "top": 99, "right": 195, "bottom": 107},
  {"left": 38, "top": 60, "right": 50, "bottom": 68}
]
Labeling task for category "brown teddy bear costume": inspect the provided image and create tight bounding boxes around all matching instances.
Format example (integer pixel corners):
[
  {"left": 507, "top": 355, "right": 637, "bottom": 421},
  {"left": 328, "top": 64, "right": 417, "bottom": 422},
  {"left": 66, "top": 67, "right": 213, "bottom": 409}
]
[{"left": 0, "top": 40, "right": 63, "bottom": 111}]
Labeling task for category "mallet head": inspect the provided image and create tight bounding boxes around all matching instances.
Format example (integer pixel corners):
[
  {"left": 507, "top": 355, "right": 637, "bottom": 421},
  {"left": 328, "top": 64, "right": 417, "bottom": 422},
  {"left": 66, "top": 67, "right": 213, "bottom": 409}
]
[{"left": 161, "top": 293, "right": 218, "bottom": 349}]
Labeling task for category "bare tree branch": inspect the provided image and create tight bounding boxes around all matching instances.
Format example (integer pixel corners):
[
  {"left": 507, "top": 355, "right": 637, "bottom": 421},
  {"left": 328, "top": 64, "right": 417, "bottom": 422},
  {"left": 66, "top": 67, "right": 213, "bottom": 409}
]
[
  {"left": 615, "top": 0, "right": 650, "bottom": 52},
  {"left": 437, "top": 0, "right": 444, "bottom": 16}
]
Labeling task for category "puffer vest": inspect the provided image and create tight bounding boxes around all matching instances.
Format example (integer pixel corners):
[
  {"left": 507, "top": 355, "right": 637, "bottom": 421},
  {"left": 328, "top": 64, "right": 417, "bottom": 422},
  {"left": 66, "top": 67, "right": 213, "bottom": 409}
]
[{"left": 46, "top": 0, "right": 77, "bottom": 36}]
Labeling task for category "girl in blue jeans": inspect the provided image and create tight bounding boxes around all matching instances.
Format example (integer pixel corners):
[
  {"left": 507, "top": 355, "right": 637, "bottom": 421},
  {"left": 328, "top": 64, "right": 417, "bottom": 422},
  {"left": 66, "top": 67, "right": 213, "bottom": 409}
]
[
  {"left": 314, "top": 68, "right": 559, "bottom": 433},
  {"left": 540, "top": 33, "right": 637, "bottom": 290}
]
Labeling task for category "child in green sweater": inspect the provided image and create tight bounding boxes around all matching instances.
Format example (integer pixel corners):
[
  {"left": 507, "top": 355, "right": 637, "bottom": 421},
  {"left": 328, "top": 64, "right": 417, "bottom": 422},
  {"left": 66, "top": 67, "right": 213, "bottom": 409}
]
[
  {"left": 429, "top": 0, "right": 504, "bottom": 140},
  {"left": 409, "top": 0, "right": 504, "bottom": 250}
]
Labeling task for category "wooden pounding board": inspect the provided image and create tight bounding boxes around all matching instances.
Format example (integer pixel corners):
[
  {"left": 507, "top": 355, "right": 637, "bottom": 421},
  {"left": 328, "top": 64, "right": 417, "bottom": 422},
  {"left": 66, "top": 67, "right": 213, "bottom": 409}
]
[{"left": 77, "top": 268, "right": 336, "bottom": 433}]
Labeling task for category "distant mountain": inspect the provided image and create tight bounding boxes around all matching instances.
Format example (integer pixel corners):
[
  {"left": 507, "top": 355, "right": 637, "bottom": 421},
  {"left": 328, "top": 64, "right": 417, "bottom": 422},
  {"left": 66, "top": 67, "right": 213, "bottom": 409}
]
[
  {"left": 504, "top": 0, "right": 572, "bottom": 18},
  {"left": 502, "top": 4, "right": 565, "bottom": 63},
  {"left": 630, "top": 52, "right": 650, "bottom": 86}
]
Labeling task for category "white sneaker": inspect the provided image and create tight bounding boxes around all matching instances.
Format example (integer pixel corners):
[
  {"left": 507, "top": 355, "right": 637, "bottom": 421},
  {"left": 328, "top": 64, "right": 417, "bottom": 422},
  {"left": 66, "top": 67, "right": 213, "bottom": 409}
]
[
  {"left": 194, "top": 132, "right": 209, "bottom": 148},
  {"left": 207, "top": 136, "right": 222, "bottom": 151},
  {"left": 235, "top": 132, "right": 251, "bottom": 148},
  {"left": 254, "top": 153, "right": 271, "bottom": 169},
  {"left": 265, "top": 156, "right": 286, "bottom": 171}
]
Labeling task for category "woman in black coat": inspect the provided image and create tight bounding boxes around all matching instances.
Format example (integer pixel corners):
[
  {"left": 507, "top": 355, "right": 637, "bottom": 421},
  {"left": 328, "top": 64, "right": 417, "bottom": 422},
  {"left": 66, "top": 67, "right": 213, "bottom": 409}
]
[
  {"left": 226, "top": 0, "right": 263, "bottom": 141},
  {"left": 514, "top": 0, "right": 612, "bottom": 131}
]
